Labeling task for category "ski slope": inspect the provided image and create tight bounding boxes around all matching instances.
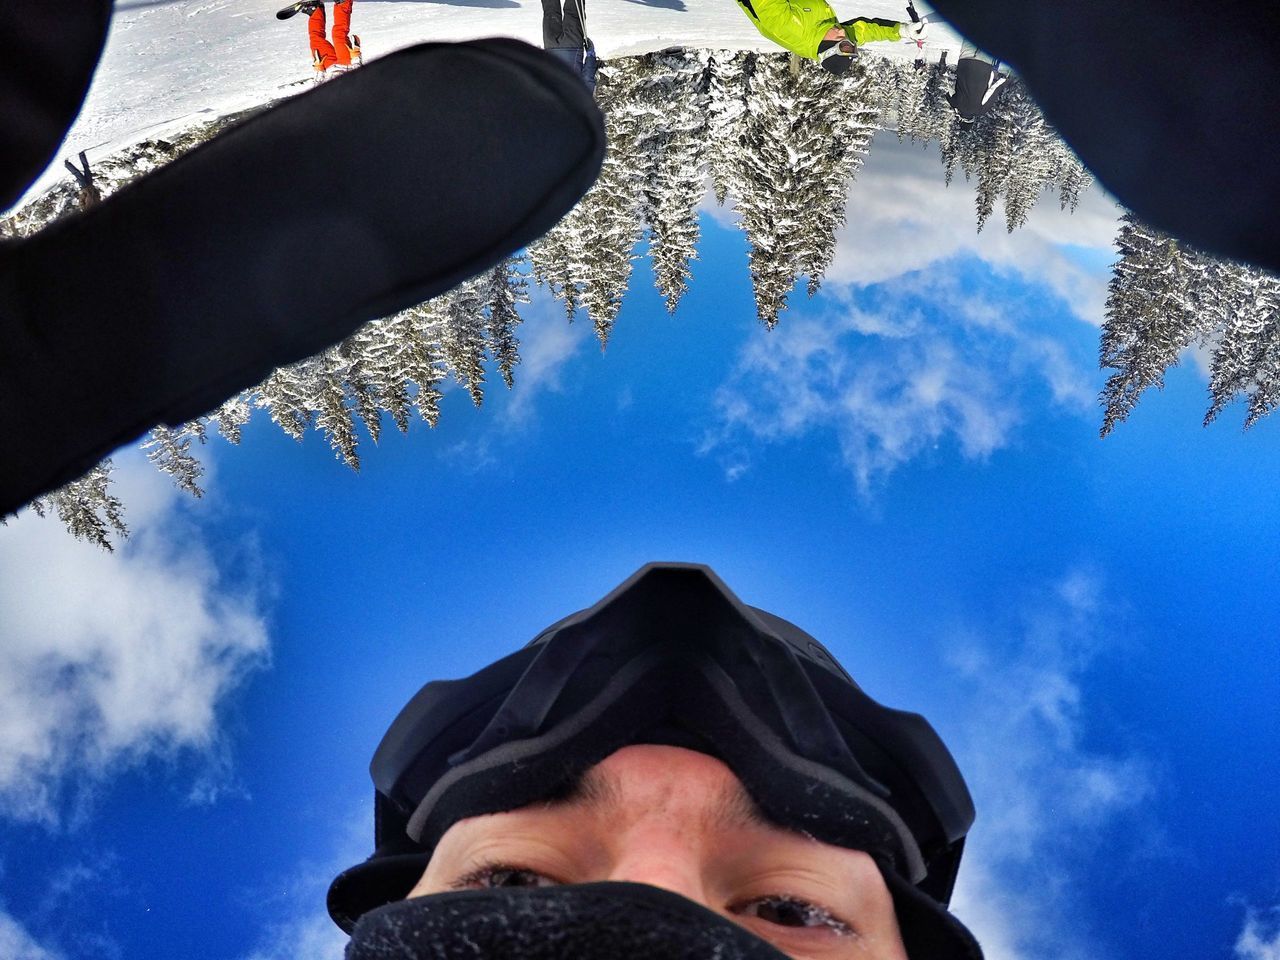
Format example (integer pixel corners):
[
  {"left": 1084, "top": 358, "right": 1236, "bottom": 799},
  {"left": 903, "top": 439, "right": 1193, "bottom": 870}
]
[{"left": 24, "top": 0, "right": 966, "bottom": 204}]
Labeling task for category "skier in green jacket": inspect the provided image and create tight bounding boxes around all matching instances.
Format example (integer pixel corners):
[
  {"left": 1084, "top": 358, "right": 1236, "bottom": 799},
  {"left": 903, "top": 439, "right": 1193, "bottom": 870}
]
[{"left": 734, "top": 0, "right": 926, "bottom": 75}]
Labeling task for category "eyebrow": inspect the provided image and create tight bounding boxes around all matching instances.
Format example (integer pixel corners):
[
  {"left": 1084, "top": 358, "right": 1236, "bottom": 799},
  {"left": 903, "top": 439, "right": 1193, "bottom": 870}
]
[{"left": 546, "top": 764, "right": 776, "bottom": 833}]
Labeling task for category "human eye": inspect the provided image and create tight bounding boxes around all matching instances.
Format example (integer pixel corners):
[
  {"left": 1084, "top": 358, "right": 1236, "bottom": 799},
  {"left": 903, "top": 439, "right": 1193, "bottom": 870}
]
[
  {"left": 449, "top": 861, "right": 561, "bottom": 891},
  {"left": 732, "top": 895, "right": 855, "bottom": 937}
]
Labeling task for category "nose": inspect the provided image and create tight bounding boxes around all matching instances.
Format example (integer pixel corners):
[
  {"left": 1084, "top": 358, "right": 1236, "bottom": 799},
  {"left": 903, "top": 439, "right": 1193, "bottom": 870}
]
[{"left": 605, "top": 833, "right": 712, "bottom": 911}]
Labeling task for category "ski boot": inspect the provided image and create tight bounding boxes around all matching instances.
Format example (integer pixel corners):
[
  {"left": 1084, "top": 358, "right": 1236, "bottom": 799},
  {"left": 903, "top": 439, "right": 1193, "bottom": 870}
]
[{"left": 349, "top": 34, "right": 363, "bottom": 66}]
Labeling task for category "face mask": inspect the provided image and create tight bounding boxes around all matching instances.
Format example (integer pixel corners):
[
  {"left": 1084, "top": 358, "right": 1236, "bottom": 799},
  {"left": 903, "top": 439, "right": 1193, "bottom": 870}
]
[{"left": 346, "top": 882, "right": 793, "bottom": 960}]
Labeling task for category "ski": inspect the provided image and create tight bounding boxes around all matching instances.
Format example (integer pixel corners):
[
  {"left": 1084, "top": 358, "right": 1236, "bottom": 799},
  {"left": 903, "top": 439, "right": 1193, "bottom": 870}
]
[{"left": 276, "top": 1, "right": 317, "bottom": 21}]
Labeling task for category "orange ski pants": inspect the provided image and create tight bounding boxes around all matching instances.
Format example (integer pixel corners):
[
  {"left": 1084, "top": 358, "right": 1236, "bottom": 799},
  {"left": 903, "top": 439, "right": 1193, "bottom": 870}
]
[{"left": 308, "top": 0, "right": 354, "bottom": 71}]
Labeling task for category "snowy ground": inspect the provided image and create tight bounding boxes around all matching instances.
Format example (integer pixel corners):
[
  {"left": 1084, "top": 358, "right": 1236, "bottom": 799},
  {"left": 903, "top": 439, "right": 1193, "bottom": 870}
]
[{"left": 22, "top": 0, "right": 966, "bottom": 204}]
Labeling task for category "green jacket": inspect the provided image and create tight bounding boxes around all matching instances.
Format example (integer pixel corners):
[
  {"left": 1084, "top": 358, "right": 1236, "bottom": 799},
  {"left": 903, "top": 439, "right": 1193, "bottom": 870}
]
[{"left": 733, "top": 0, "right": 902, "bottom": 61}]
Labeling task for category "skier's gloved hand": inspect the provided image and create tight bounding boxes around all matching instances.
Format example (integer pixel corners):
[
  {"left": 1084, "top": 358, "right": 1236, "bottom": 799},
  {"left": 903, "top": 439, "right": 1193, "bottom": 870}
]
[{"left": 899, "top": 20, "right": 928, "bottom": 41}]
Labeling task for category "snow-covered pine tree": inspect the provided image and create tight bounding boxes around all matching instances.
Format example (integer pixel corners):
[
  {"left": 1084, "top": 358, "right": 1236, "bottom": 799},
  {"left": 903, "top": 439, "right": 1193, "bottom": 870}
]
[
  {"left": 259, "top": 361, "right": 319, "bottom": 442},
  {"left": 628, "top": 52, "right": 678, "bottom": 234},
  {"left": 401, "top": 304, "right": 448, "bottom": 428},
  {"left": 528, "top": 226, "right": 583, "bottom": 322},
  {"left": 706, "top": 52, "right": 752, "bottom": 208},
  {"left": 731, "top": 54, "right": 877, "bottom": 326},
  {"left": 991, "top": 83, "right": 1057, "bottom": 232},
  {"left": 646, "top": 49, "right": 711, "bottom": 314},
  {"left": 313, "top": 347, "right": 362, "bottom": 469},
  {"left": 1099, "top": 214, "right": 1215, "bottom": 436},
  {"left": 339, "top": 333, "right": 385, "bottom": 446},
  {"left": 212, "top": 392, "right": 254, "bottom": 445},
  {"left": 27, "top": 461, "right": 128, "bottom": 551},
  {"left": 349, "top": 310, "right": 427, "bottom": 435},
  {"left": 438, "top": 277, "right": 491, "bottom": 408},
  {"left": 142, "top": 421, "right": 208, "bottom": 496},
  {"left": 483, "top": 256, "right": 528, "bottom": 389},
  {"left": 919, "top": 58, "right": 956, "bottom": 147},
  {"left": 1054, "top": 149, "right": 1092, "bottom": 213},
  {"left": 1203, "top": 265, "right": 1280, "bottom": 428},
  {"left": 890, "top": 61, "right": 929, "bottom": 143},
  {"left": 796, "top": 61, "right": 881, "bottom": 296},
  {"left": 529, "top": 55, "right": 647, "bottom": 346},
  {"left": 731, "top": 54, "right": 817, "bottom": 327}
]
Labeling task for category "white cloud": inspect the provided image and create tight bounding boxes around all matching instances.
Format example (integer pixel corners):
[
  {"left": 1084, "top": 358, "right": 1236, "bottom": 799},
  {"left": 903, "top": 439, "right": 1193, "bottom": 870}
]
[
  {"left": 245, "top": 907, "right": 348, "bottom": 960},
  {"left": 945, "top": 570, "right": 1154, "bottom": 960},
  {"left": 241, "top": 805, "right": 370, "bottom": 960},
  {"left": 829, "top": 132, "right": 1124, "bottom": 327},
  {"left": 0, "top": 450, "right": 270, "bottom": 824},
  {"left": 702, "top": 268, "right": 1096, "bottom": 493},
  {"left": 501, "top": 287, "right": 594, "bottom": 426},
  {"left": 0, "top": 910, "right": 63, "bottom": 960},
  {"left": 1237, "top": 906, "right": 1280, "bottom": 960}
]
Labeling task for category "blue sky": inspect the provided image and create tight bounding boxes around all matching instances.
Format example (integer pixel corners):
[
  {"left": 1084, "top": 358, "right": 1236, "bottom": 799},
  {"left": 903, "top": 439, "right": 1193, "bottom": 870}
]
[{"left": 1, "top": 133, "right": 1278, "bottom": 960}]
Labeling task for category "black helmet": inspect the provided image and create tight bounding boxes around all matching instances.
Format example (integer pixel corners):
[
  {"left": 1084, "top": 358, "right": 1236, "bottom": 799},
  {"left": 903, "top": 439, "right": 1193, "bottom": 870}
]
[{"left": 329, "top": 563, "right": 982, "bottom": 958}]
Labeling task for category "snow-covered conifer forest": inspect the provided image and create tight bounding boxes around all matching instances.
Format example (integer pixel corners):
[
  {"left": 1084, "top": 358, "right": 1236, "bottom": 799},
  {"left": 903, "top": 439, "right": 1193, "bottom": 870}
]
[{"left": 3, "top": 48, "right": 1276, "bottom": 548}]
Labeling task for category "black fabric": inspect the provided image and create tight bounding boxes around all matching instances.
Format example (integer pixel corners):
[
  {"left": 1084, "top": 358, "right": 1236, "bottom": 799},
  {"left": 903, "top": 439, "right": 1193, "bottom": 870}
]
[
  {"left": 331, "top": 852, "right": 430, "bottom": 933},
  {"left": 882, "top": 864, "right": 985, "bottom": 960},
  {"left": 927, "top": 0, "right": 1280, "bottom": 273},
  {"left": 542, "top": 0, "right": 585, "bottom": 49},
  {"left": 347, "top": 883, "right": 794, "bottom": 960},
  {"left": 948, "top": 57, "right": 999, "bottom": 119},
  {"left": 2, "top": 1, "right": 112, "bottom": 212},
  {"left": 0, "top": 39, "right": 605, "bottom": 515}
]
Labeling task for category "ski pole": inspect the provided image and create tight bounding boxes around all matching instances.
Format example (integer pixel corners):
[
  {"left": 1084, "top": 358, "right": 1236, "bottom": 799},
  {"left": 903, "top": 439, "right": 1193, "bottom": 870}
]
[{"left": 906, "top": 2, "right": 925, "bottom": 69}]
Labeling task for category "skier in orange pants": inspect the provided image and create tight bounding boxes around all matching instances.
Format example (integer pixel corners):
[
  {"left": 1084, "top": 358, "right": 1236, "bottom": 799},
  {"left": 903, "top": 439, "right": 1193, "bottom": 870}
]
[{"left": 296, "top": 1, "right": 361, "bottom": 75}]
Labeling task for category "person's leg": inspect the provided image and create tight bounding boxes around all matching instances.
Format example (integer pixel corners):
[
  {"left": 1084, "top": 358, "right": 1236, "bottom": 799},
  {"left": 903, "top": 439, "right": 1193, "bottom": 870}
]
[
  {"left": 331, "top": 0, "right": 353, "bottom": 67},
  {"left": 559, "top": 0, "right": 585, "bottom": 48},
  {"left": 541, "top": 0, "right": 566, "bottom": 48},
  {"left": 308, "top": 5, "right": 338, "bottom": 71}
]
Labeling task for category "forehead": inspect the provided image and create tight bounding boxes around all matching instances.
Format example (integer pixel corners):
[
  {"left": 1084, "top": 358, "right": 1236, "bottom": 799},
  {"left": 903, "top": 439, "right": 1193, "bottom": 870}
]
[{"left": 538, "top": 744, "right": 778, "bottom": 834}]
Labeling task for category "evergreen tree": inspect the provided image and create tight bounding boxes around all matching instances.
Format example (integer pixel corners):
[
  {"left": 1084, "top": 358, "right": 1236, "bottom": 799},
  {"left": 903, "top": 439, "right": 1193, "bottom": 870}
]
[
  {"left": 438, "top": 279, "right": 490, "bottom": 407},
  {"left": 29, "top": 461, "right": 128, "bottom": 551},
  {"left": 732, "top": 55, "right": 813, "bottom": 326},
  {"left": 213, "top": 393, "right": 253, "bottom": 445},
  {"left": 341, "top": 333, "right": 385, "bottom": 446},
  {"left": 1099, "top": 214, "right": 1213, "bottom": 435},
  {"left": 1203, "top": 267, "right": 1280, "bottom": 428},
  {"left": 796, "top": 63, "right": 881, "bottom": 295},
  {"left": 403, "top": 302, "right": 449, "bottom": 428},
  {"left": 731, "top": 55, "right": 880, "bottom": 326},
  {"left": 646, "top": 50, "right": 711, "bottom": 313},
  {"left": 1055, "top": 151, "right": 1091, "bottom": 213},
  {"left": 483, "top": 257, "right": 528, "bottom": 389},
  {"left": 891, "top": 62, "right": 929, "bottom": 143},
  {"left": 528, "top": 56, "right": 647, "bottom": 345},
  {"left": 706, "top": 52, "right": 752, "bottom": 207},
  {"left": 353, "top": 310, "right": 428, "bottom": 435},
  {"left": 142, "top": 421, "right": 207, "bottom": 496},
  {"left": 918, "top": 58, "right": 956, "bottom": 145},
  {"left": 313, "top": 347, "right": 362, "bottom": 469},
  {"left": 528, "top": 224, "right": 582, "bottom": 322},
  {"left": 259, "top": 361, "right": 318, "bottom": 442}
]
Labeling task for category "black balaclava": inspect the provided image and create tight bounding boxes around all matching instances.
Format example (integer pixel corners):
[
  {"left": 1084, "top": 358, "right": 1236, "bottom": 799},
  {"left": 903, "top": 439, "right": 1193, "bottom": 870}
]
[{"left": 347, "top": 883, "right": 795, "bottom": 960}]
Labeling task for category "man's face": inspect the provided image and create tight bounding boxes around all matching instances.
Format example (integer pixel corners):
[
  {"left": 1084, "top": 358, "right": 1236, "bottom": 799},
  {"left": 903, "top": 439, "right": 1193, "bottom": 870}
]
[{"left": 408, "top": 744, "right": 909, "bottom": 960}]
